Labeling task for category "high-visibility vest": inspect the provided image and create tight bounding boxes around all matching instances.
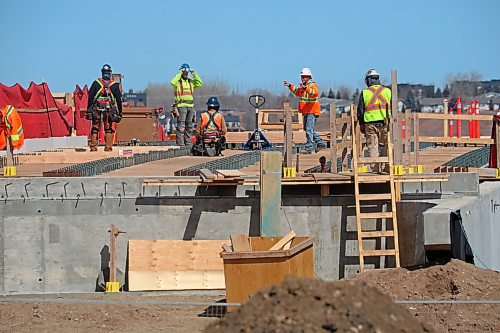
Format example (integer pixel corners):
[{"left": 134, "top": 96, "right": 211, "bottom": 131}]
[
  {"left": 289, "top": 81, "right": 320, "bottom": 115},
  {"left": 0, "top": 105, "right": 25, "bottom": 150},
  {"left": 362, "top": 85, "right": 392, "bottom": 123},
  {"left": 171, "top": 71, "right": 203, "bottom": 107},
  {"left": 200, "top": 111, "right": 223, "bottom": 132}
]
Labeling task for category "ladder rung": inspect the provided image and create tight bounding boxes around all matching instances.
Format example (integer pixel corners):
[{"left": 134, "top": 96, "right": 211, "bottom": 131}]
[
  {"left": 358, "top": 193, "right": 391, "bottom": 201},
  {"left": 361, "top": 249, "right": 398, "bottom": 257},
  {"left": 358, "top": 157, "right": 389, "bottom": 164},
  {"left": 361, "top": 230, "right": 394, "bottom": 238},
  {"left": 359, "top": 212, "right": 393, "bottom": 219},
  {"left": 357, "top": 174, "right": 391, "bottom": 183}
]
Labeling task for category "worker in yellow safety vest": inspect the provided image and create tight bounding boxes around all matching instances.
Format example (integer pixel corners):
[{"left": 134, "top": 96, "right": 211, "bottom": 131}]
[
  {"left": 0, "top": 105, "right": 24, "bottom": 151},
  {"left": 357, "top": 69, "right": 392, "bottom": 172},
  {"left": 170, "top": 63, "right": 203, "bottom": 146}
]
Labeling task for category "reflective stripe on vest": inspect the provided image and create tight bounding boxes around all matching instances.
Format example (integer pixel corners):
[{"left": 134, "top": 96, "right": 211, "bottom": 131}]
[
  {"left": 201, "top": 111, "right": 222, "bottom": 132},
  {"left": 362, "top": 85, "right": 391, "bottom": 122},
  {"left": 95, "top": 79, "right": 116, "bottom": 104},
  {"left": 5, "top": 105, "right": 14, "bottom": 129},
  {"left": 174, "top": 79, "right": 194, "bottom": 105}
]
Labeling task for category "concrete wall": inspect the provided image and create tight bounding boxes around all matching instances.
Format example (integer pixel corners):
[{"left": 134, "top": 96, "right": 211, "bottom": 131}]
[
  {"left": 423, "top": 181, "right": 500, "bottom": 271},
  {"left": 2, "top": 174, "right": 494, "bottom": 294},
  {"left": 0, "top": 176, "right": 416, "bottom": 294}
]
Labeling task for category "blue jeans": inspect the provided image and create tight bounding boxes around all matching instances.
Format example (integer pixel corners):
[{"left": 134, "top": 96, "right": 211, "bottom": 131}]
[{"left": 303, "top": 114, "right": 325, "bottom": 151}]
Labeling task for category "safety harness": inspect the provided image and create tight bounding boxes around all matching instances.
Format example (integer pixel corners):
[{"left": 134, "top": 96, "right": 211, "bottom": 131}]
[
  {"left": 203, "top": 111, "right": 221, "bottom": 133},
  {"left": 94, "top": 78, "right": 116, "bottom": 109}
]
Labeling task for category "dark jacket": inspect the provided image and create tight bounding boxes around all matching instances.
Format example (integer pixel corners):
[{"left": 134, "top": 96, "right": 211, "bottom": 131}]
[{"left": 87, "top": 79, "right": 123, "bottom": 113}]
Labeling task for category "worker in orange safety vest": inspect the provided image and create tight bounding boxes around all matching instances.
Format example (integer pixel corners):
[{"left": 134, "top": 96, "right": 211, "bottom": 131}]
[
  {"left": 0, "top": 104, "right": 25, "bottom": 150},
  {"left": 283, "top": 67, "right": 326, "bottom": 154}
]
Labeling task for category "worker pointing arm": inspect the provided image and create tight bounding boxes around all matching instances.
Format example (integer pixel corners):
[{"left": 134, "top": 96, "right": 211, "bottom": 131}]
[{"left": 283, "top": 67, "right": 326, "bottom": 154}]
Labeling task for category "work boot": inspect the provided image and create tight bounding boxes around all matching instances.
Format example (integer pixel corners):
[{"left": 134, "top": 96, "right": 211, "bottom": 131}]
[
  {"left": 104, "top": 133, "right": 113, "bottom": 151},
  {"left": 89, "top": 134, "right": 98, "bottom": 152}
]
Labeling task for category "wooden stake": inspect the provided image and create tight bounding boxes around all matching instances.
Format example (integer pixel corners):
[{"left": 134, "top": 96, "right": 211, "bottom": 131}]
[
  {"left": 284, "top": 102, "right": 293, "bottom": 167},
  {"left": 330, "top": 103, "right": 337, "bottom": 172},
  {"left": 391, "top": 70, "right": 402, "bottom": 165},
  {"left": 443, "top": 99, "right": 449, "bottom": 138},
  {"left": 269, "top": 231, "right": 296, "bottom": 251},
  {"left": 413, "top": 113, "right": 420, "bottom": 165},
  {"left": 108, "top": 225, "right": 124, "bottom": 283}
]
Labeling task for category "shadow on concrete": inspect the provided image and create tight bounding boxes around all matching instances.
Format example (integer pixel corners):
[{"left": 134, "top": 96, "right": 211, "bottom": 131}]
[{"left": 135, "top": 186, "right": 260, "bottom": 240}]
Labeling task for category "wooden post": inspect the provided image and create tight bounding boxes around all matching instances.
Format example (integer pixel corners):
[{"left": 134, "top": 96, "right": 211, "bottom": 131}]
[
  {"left": 496, "top": 117, "right": 500, "bottom": 168},
  {"left": 341, "top": 112, "right": 349, "bottom": 171},
  {"left": 108, "top": 225, "right": 121, "bottom": 283},
  {"left": 443, "top": 99, "right": 449, "bottom": 138},
  {"left": 283, "top": 102, "right": 293, "bottom": 167},
  {"left": 6, "top": 138, "right": 14, "bottom": 167},
  {"left": 404, "top": 109, "right": 411, "bottom": 167},
  {"left": 329, "top": 103, "right": 337, "bottom": 172},
  {"left": 391, "top": 69, "right": 402, "bottom": 165},
  {"left": 260, "top": 151, "right": 282, "bottom": 237},
  {"left": 413, "top": 113, "right": 420, "bottom": 165}
]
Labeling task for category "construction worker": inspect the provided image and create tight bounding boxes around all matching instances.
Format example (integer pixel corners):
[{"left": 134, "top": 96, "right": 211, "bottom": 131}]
[
  {"left": 357, "top": 69, "right": 392, "bottom": 172},
  {"left": 0, "top": 105, "right": 24, "bottom": 150},
  {"left": 283, "top": 68, "right": 326, "bottom": 154},
  {"left": 171, "top": 63, "right": 203, "bottom": 146},
  {"left": 193, "top": 97, "right": 227, "bottom": 156},
  {"left": 86, "top": 64, "right": 123, "bottom": 152}
]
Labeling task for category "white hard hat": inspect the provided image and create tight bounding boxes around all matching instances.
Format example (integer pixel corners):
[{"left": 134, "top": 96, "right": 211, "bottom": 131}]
[
  {"left": 300, "top": 67, "right": 313, "bottom": 77},
  {"left": 365, "top": 68, "right": 380, "bottom": 78}
]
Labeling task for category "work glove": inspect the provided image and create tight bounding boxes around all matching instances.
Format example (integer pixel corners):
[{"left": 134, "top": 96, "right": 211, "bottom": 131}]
[
  {"left": 85, "top": 110, "right": 93, "bottom": 120},
  {"left": 189, "top": 68, "right": 195, "bottom": 74},
  {"left": 283, "top": 81, "right": 291, "bottom": 88}
]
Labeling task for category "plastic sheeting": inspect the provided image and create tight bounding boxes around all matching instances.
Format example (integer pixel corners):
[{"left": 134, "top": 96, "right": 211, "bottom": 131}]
[{"left": 0, "top": 82, "right": 73, "bottom": 138}]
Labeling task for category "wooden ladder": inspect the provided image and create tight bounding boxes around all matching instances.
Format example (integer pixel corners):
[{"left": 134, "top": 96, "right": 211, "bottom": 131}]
[{"left": 351, "top": 115, "right": 400, "bottom": 272}]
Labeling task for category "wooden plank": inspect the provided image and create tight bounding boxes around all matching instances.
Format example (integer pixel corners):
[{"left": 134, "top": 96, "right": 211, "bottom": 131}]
[
  {"left": 269, "top": 231, "right": 296, "bottom": 250},
  {"left": 357, "top": 174, "right": 391, "bottom": 183},
  {"left": 216, "top": 169, "right": 245, "bottom": 178},
  {"left": 360, "top": 230, "right": 394, "bottom": 238},
  {"left": 199, "top": 168, "right": 216, "bottom": 180},
  {"left": 359, "top": 212, "right": 393, "bottom": 219},
  {"left": 330, "top": 103, "right": 337, "bottom": 172},
  {"left": 284, "top": 102, "right": 293, "bottom": 167},
  {"left": 362, "top": 249, "right": 397, "bottom": 257},
  {"left": 128, "top": 240, "right": 227, "bottom": 272},
  {"left": 320, "top": 184, "right": 330, "bottom": 197},
  {"left": 358, "top": 156, "right": 390, "bottom": 164},
  {"left": 260, "top": 151, "right": 282, "bottom": 236},
  {"left": 230, "top": 234, "right": 251, "bottom": 252},
  {"left": 403, "top": 109, "right": 411, "bottom": 167},
  {"left": 416, "top": 113, "right": 494, "bottom": 121},
  {"left": 128, "top": 270, "right": 225, "bottom": 291},
  {"left": 357, "top": 193, "right": 391, "bottom": 201},
  {"left": 222, "top": 244, "right": 232, "bottom": 252},
  {"left": 418, "top": 136, "right": 494, "bottom": 145}
]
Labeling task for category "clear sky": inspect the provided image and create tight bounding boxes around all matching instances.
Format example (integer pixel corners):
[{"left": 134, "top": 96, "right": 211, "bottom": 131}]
[{"left": 1, "top": 0, "right": 499, "bottom": 93}]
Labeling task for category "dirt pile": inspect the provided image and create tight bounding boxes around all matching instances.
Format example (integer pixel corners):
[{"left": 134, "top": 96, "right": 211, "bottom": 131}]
[
  {"left": 351, "top": 259, "right": 500, "bottom": 332},
  {"left": 205, "top": 277, "right": 434, "bottom": 333}
]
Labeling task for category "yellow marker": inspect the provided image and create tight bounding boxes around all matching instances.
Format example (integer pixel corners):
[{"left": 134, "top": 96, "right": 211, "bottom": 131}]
[
  {"left": 3, "top": 166, "right": 17, "bottom": 176},
  {"left": 393, "top": 165, "right": 405, "bottom": 175},
  {"left": 105, "top": 282, "right": 120, "bottom": 292},
  {"left": 496, "top": 169, "right": 500, "bottom": 179},
  {"left": 282, "top": 167, "right": 297, "bottom": 178}
]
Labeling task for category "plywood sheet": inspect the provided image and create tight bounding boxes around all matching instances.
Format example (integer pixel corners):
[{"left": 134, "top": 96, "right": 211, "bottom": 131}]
[
  {"left": 128, "top": 270, "right": 225, "bottom": 291},
  {"left": 128, "top": 240, "right": 227, "bottom": 291}
]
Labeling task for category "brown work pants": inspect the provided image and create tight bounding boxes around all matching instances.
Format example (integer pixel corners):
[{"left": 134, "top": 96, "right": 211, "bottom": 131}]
[
  {"left": 90, "top": 113, "right": 114, "bottom": 151},
  {"left": 365, "top": 123, "right": 388, "bottom": 172}
]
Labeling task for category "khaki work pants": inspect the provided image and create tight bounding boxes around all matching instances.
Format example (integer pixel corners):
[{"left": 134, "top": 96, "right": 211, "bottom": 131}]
[
  {"left": 90, "top": 112, "right": 114, "bottom": 151},
  {"left": 365, "top": 123, "right": 388, "bottom": 172}
]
